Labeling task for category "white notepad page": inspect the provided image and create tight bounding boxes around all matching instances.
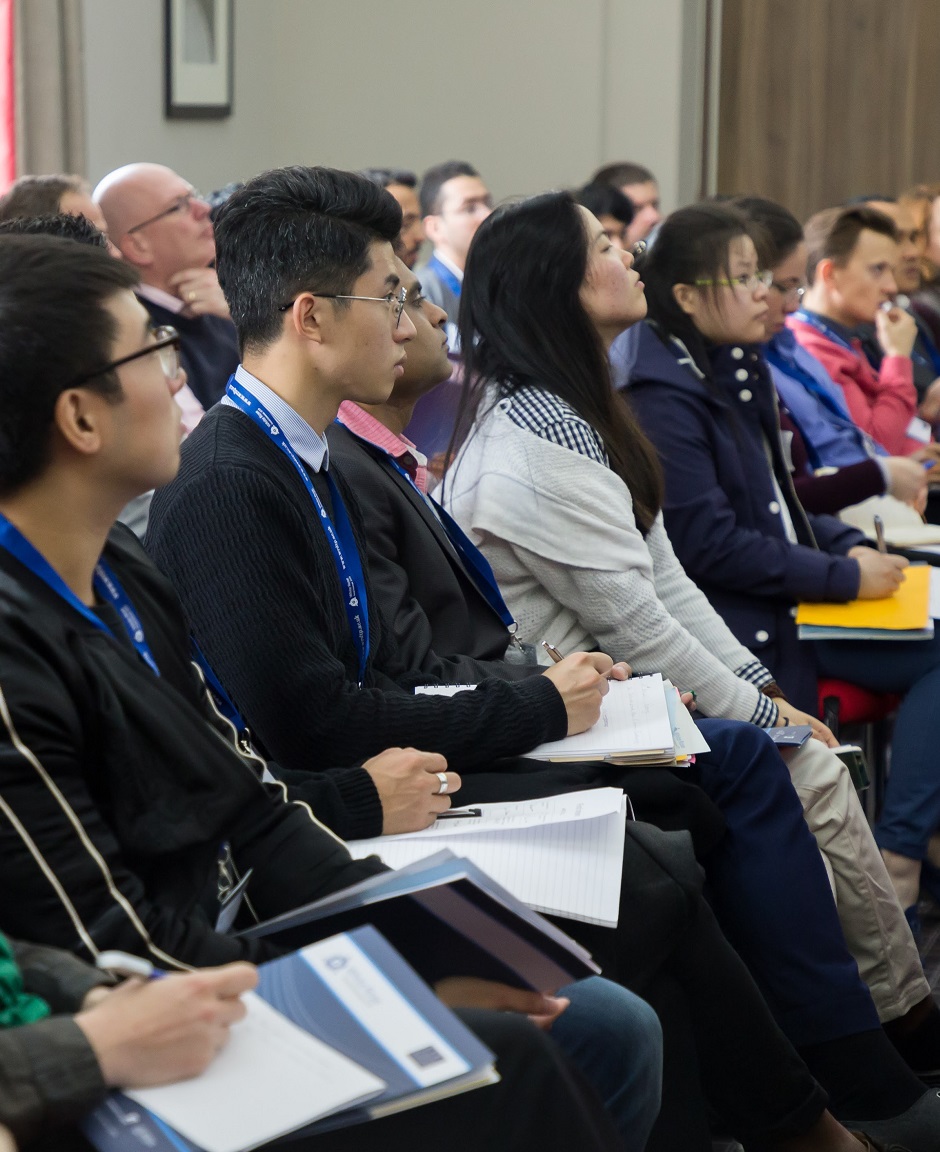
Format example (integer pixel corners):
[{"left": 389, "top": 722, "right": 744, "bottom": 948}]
[
  {"left": 127, "top": 992, "right": 385, "bottom": 1152},
  {"left": 525, "top": 674, "right": 674, "bottom": 760},
  {"left": 349, "top": 791, "right": 627, "bottom": 927}
]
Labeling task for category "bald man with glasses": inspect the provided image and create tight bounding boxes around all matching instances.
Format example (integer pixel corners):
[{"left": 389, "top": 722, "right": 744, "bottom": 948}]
[{"left": 94, "top": 163, "right": 239, "bottom": 408}]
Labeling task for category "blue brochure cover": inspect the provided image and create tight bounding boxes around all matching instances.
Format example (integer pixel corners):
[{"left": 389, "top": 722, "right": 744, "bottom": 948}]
[{"left": 81, "top": 925, "right": 496, "bottom": 1152}]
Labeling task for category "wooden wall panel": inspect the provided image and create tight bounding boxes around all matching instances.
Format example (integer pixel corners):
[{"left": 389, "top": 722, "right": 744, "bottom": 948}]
[{"left": 717, "top": 0, "right": 940, "bottom": 222}]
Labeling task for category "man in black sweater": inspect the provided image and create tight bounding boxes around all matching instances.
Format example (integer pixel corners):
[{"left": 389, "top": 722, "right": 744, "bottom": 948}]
[{"left": 146, "top": 166, "right": 633, "bottom": 843}]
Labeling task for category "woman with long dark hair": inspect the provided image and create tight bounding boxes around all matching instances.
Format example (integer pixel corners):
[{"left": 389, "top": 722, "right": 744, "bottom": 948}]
[{"left": 443, "top": 191, "right": 940, "bottom": 1149}]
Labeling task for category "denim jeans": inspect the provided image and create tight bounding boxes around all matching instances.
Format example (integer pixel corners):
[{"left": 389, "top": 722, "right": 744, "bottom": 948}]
[{"left": 552, "top": 976, "right": 663, "bottom": 1152}]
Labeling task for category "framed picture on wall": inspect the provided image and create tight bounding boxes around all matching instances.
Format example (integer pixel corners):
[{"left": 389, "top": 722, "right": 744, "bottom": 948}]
[{"left": 165, "top": 0, "right": 233, "bottom": 118}]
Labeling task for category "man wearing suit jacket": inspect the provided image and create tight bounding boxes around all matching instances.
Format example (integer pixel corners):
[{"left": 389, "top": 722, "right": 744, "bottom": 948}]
[{"left": 329, "top": 259, "right": 536, "bottom": 685}]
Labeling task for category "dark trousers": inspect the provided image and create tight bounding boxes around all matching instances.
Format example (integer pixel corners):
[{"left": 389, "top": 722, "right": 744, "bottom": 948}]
[
  {"left": 559, "top": 823, "right": 828, "bottom": 1152},
  {"left": 816, "top": 630, "right": 940, "bottom": 860},
  {"left": 672, "top": 718, "right": 879, "bottom": 1045}
]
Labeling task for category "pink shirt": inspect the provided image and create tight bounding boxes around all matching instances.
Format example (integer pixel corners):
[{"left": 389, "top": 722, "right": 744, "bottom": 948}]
[{"left": 336, "top": 401, "right": 429, "bottom": 493}]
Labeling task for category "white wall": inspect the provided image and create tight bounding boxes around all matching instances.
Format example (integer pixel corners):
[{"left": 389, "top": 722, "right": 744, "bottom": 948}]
[{"left": 82, "top": 0, "right": 705, "bottom": 210}]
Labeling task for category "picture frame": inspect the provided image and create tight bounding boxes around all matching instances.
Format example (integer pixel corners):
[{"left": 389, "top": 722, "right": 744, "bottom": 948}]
[{"left": 164, "top": 0, "right": 233, "bottom": 119}]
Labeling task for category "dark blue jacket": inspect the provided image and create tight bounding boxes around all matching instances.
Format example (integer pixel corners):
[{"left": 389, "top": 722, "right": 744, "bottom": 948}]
[{"left": 626, "top": 321, "right": 865, "bottom": 712}]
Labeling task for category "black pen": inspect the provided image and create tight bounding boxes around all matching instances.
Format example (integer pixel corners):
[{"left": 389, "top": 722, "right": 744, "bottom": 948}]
[
  {"left": 873, "top": 515, "right": 887, "bottom": 554},
  {"left": 437, "top": 808, "right": 482, "bottom": 820}
]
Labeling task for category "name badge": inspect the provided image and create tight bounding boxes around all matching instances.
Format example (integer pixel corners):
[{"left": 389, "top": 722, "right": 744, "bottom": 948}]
[
  {"left": 907, "top": 416, "right": 933, "bottom": 444},
  {"left": 216, "top": 868, "right": 253, "bottom": 934}
]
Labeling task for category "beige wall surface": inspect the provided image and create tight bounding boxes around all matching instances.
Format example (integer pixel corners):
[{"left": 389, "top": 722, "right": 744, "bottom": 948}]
[{"left": 82, "top": 0, "right": 705, "bottom": 210}]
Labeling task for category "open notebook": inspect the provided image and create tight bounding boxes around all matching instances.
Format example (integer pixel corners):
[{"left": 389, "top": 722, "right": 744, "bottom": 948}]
[
  {"left": 348, "top": 789, "right": 628, "bottom": 927},
  {"left": 417, "top": 674, "right": 697, "bottom": 765}
]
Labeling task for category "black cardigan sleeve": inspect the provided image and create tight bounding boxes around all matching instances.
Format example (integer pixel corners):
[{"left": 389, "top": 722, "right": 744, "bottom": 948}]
[{"left": 147, "top": 457, "right": 567, "bottom": 775}]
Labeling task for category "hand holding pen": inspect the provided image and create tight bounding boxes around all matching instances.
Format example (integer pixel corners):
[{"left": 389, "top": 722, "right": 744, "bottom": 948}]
[{"left": 540, "top": 642, "right": 631, "bottom": 735}]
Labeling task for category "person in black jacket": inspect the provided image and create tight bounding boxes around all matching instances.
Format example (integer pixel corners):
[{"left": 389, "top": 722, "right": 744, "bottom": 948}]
[{"left": 0, "top": 221, "right": 908, "bottom": 1152}]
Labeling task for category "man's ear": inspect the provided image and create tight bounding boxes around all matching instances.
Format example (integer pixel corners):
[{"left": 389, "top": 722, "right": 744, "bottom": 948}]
[
  {"left": 53, "top": 389, "right": 109, "bottom": 456},
  {"left": 422, "top": 214, "right": 444, "bottom": 247},
  {"left": 672, "top": 282, "right": 699, "bottom": 318},
  {"left": 117, "top": 231, "right": 152, "bottom": 270},
  {"left": 817, "top": 257, "right": 837, "bottom": 288},
  {"left": 285, "top": 292, "right": 328, "bottom": 347}
]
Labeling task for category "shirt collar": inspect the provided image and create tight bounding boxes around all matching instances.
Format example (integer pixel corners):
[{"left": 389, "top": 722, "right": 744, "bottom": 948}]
[
  {"left": 223, "top": 364, "right": 330, "bottom": 472},
  {"left": 336, "top": 400, "right": 423, "bottom": 461},
  {"left": 799, "top": 308, "right": 857, "bottom": 345},
  {"left": 136, "top": 282, "right": 185, "bottom": 315},
  {"left": 432, "top": 250, "right": 464, "bottom": 282}
]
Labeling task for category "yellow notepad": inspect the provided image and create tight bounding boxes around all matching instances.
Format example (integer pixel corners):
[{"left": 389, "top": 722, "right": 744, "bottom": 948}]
[{"left": 796, "top": 565, "right": 930, "bottom": 631}]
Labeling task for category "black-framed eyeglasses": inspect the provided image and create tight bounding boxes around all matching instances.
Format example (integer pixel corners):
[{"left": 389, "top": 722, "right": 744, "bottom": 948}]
[
  {"left": 126, "top": 191, "right": 203, "bottom": 234},
  {"left": 278, "top": 286, "right": 408, "bottom": 328},
  {"left": 71, "top": 326, "right": 182, "bottom": 386}
]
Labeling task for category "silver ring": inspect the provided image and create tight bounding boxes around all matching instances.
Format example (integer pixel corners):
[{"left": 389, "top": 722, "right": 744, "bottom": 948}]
[{"left": 436, "top": 772, "right": 449, "bottom": 795}]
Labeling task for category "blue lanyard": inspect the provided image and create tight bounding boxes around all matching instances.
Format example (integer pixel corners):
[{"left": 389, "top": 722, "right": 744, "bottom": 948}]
[
  {"left": 0, "top": 513, "right": 160, "bottom": 675},
  {"left": 427, "top": 254, "right": 462, "bottom": 301},
  {"left": 190, "top": 639, "right": 246, "bottom": 733},
  {"left": 765, "top": 344, "right": 853, "bottom": 425},
  {"left": 348, "top": 427, "right": 517, "bottom": 632},
  {"left": 792, "top": 309, "right": 857, "bottom": 354},
  {"left": 225, "top": 377, "right": 370, "bottom": 685}
]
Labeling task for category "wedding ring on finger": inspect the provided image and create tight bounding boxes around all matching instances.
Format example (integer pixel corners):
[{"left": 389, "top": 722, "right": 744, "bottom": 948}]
[{"left": 436, "top": 771, "right": 449, "bottom": 795}]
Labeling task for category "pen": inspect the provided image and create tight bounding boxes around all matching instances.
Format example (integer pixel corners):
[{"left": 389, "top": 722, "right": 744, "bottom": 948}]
[
  {"left": 95, "top": 950, "right": 162, "bottom": 980},
  {"left": 541, "top": 640, "right": 563, "bottom": 664},
  {"left": 873, "top": 515, "right": 887, "bottom": 554},
  {"left": 437, "top": 808, "right": 483, "bottom": 820}
]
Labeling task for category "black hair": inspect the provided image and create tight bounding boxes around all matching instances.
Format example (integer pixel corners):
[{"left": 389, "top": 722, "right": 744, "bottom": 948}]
[
  {"left": 419, "top": 161, "right": 479, "bottom": 217},
  {"left": 590, "top": 162, "right": 655, "bottom": 191},
  {"left": 360, "top": 168, "right": 418, "bottom": 191},
  {"left": 574, "top": 183, "right": 635, "bottom": 227},
  {"left": 0, "top": 235, "right": 139, "bottom": 494},
  {"left": 0, "top": 173, "right": 88, "bottom": 222},
  {"left": 733, "top": 196, "right": 803, "bottom": 268},
  {"left": 212, "top": 165, "right": 402, "bottom": 354},
  {"left": 451, "top": 191, "right": 663, "bottom": 534},
  {"left": 0, "top": 212, "right": 110, "bottom": 249},
  {"left": 642, "top": 202, "right": 760, "bottom": 375}
]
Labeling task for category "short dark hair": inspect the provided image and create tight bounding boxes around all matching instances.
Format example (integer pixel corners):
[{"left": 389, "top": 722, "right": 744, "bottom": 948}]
[
  {"left": 0, "top": 174, "right": 88, "bottom": 222},
  {"left": 574, "top": 183, "right": 635, "bottom": 227},
  {"left": 0, "top": 235, "right": 138, "bottom": 494},
  {"left": 213, "top": 165, "right": 403, "bottom": 354},
  {"left": 733, "top": 196, "right": 803, "bottom": 268},
  {"left": 590, "top": 162, "right": 655, "bottom": 191},
  {"left": 419, "top": 161, "right": 479, "bottom": 217},
  {"left": 803, "top": 205, "right": 900, "bottom": 285},
  {"left": 0, "top": 212, "right": 110, "bottom": 249},
  {"left": 360, "top": 168, "right": 418, "bottom": 191}
]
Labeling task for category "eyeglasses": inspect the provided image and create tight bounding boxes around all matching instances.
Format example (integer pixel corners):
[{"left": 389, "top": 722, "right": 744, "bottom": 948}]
[
  {"left": 277, "top": 286, "right": 408, "bottom": 328},
  {"left": 770, "top": 282, "right": 806, "bottom": 303},
  {"left": 126, "top": 191, "right": 203, "bottom": 234},
  {"left": 694, "top": 270, "right": 774, "bottom": 293},
  {"left": 71, "top": 326, "right": 182, "bottom": 385}
]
